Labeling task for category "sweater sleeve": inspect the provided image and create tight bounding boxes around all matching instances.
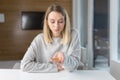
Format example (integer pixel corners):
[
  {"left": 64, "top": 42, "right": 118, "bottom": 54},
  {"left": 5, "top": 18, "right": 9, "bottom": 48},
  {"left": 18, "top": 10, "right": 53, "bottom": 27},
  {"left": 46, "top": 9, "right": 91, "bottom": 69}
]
[
  {"left": 20, "top": 35, "right": 58, "bottom": 73},
  {"left": 62, "top": 29, "right": 82, "bottom": 72}
]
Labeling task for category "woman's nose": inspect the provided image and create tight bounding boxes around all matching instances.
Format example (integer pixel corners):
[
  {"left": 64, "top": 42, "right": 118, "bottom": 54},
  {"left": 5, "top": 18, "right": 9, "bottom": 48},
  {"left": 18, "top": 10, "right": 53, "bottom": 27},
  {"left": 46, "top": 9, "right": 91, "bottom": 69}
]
[{"left": 54, "top": 22, "right": 59, "bottom": 28}]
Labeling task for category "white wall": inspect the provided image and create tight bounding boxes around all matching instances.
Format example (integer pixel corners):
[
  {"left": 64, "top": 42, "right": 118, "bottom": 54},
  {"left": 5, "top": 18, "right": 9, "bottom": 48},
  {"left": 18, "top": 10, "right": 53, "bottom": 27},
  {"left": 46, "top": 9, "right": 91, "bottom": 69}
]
[
  {"left": 72, "top": 0, "right": 88, "bottom": 69},
  {"left": 110, "top": 0, "right": 118, "bottom": 61},
  {"left": 110, "top": 0, "right": 120, "bottom": 80},
  {"left": 72, "top": 0, "right": 88, "bottom": 47},
  {"left": 72, "top": 0, "right": 94, "bottom": 69},
  {"left": 79, "top": 0, "right": 88, "bottom": 47}
]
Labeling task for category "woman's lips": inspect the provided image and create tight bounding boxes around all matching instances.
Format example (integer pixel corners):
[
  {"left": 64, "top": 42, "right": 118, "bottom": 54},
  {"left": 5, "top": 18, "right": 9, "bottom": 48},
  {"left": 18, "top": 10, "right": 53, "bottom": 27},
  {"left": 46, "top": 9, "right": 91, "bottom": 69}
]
[{"left": 55, "top": 29, "right": 59, "bottom": 32}]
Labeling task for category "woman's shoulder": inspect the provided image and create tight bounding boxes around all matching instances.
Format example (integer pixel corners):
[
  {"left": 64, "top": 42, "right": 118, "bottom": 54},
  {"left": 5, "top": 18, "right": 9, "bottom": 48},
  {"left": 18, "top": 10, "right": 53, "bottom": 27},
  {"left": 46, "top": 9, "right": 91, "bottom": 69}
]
[
  {"left": 71, "top": 28, "right": 79, "bottom": 37},
  {"left": 33, "top": 33, "right": 44, "bottom": 41},
  {"left": 36, "top": 33, "right": 44, "bottom": 37},
  {"left": 70, "top": 28, "right": 80, "bottom": 42}
]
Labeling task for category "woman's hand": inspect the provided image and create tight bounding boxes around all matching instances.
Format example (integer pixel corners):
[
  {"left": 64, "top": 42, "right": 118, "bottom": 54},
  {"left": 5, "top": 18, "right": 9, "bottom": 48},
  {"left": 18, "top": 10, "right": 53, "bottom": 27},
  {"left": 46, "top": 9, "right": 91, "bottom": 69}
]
[
  {"left": 57, "top": 63, "right": 64, "bottom": 71},
  {"left": 51, "top": 52, "right": 65, "bottom": 71},
  {"left": 52, "top": 52, "right": 64, "bottom": 64}
]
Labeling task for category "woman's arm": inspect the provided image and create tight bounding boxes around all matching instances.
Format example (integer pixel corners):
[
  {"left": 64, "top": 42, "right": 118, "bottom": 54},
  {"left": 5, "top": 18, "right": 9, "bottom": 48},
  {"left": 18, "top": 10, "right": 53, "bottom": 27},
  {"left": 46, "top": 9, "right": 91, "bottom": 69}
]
[
  {"left": 51, "top": 29, "right": 82, "bottom": 72},
  {"left": 62, "top": 30, "right": 81, "bottom": 71},
  {"left": 21, "top": 49, "right": 58, "bottom": 73},
  {"left": 20, "top": 35, "right": 58, "bottom": 73}
]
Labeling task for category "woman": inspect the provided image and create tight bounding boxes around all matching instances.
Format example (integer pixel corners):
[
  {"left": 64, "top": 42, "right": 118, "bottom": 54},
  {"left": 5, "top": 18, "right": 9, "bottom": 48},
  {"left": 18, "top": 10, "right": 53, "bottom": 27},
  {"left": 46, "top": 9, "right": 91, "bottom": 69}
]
[{"left": 21, "top": 4, "right": 81, "bottom": 73}]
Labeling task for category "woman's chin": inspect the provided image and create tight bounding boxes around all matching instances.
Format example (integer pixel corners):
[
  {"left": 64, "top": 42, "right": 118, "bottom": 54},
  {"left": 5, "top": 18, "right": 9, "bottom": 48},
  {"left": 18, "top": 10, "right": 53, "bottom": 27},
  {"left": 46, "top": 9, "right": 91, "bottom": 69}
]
[{"left": 53, "top": 33, "right": 61, "bottom": 37}]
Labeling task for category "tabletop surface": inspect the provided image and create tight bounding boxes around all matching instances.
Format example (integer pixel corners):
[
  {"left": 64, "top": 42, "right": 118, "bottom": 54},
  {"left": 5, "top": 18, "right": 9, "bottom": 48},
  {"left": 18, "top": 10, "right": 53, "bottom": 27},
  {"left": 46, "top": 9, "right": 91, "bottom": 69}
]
[{"left": 0, "top": 69, "right": 116, "bottom": 80}]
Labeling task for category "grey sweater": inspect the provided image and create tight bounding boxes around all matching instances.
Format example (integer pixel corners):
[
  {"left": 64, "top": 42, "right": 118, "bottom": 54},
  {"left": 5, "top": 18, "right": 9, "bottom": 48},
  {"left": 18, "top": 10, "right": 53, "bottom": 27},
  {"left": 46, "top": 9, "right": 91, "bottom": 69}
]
[{"left": 21, "top": 29, "right": 81, "bottom": 73}]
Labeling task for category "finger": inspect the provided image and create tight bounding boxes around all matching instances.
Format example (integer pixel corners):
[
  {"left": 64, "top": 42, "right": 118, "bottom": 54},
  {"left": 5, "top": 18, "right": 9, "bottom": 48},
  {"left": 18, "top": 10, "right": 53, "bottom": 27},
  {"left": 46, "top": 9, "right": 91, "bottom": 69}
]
[
  {"left": 60, "top": 52, "right": 64, "bottom": 62},
  {"left": 53, "top": 52, "right": 59, "bottom": 58},
  {"left": 60, "top": 56, "right": 64, "bottom": 63}
]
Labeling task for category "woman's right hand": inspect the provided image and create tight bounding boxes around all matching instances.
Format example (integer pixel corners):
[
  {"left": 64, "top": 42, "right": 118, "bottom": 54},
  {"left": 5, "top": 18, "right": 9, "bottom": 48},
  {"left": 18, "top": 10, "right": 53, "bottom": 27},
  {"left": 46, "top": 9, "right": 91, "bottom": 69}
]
[
  {"left": 50, "top": 52, "right": 65, "bottom": 71},
  {"left": 57, "top": 63, "right": 64, "bottom": 71}
]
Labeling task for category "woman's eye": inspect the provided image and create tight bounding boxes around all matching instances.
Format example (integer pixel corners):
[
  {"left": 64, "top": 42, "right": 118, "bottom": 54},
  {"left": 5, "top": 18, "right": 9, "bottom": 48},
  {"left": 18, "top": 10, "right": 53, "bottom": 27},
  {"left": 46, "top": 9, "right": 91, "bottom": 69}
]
[
  {"left": 58, "top": 20, "right": 64, "bottom": 23},
  {"left": 51, "top": 21, "right": 55, "bottom": 23},
  {"left": 50, "top": 19, "right": 64, "bottom": 24}
]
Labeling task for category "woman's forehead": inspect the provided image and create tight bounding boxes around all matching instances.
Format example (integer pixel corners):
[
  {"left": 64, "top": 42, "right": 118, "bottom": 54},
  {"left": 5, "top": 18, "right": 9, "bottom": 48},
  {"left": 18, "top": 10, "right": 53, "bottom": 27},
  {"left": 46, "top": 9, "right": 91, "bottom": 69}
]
[{"left": 48, "top": 11, "right": 65, "bottom": 19}]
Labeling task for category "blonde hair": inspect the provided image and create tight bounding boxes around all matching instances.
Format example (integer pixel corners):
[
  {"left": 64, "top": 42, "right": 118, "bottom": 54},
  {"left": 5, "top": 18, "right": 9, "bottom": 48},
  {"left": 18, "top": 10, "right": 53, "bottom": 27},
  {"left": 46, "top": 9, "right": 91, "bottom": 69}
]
[{"left": 43, "top": 4, "right": 71, "bottom": 44}]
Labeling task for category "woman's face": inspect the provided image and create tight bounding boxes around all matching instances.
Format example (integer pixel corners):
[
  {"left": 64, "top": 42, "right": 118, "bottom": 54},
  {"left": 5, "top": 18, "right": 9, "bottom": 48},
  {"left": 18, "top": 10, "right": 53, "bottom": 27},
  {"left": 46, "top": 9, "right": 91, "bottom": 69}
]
[{"left": 47, "top": 11, "right": 65, "bottom": 37}]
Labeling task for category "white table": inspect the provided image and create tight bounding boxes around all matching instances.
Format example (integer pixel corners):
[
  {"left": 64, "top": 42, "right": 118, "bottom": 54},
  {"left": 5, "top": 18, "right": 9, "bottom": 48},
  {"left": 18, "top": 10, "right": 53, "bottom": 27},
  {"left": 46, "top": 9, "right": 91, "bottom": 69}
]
[{"left": 0, "top": 69, "right": 116, "bottom": 80}]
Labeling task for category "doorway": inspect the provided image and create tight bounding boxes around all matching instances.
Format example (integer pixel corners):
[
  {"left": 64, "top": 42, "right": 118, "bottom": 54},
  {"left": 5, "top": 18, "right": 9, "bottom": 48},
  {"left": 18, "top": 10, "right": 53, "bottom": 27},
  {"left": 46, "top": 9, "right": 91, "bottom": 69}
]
[{"left": 93, "top": 0, "right": 109, "bottom": 69}]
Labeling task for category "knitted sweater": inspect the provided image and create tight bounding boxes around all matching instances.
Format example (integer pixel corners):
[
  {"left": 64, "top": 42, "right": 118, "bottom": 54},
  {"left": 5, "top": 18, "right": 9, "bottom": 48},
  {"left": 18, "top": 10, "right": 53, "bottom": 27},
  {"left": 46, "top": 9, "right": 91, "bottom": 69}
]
[{"left": 21, "top": 29, "right": 81, "bottom": 73}]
